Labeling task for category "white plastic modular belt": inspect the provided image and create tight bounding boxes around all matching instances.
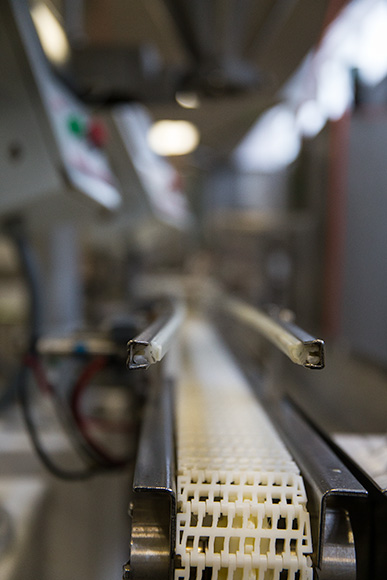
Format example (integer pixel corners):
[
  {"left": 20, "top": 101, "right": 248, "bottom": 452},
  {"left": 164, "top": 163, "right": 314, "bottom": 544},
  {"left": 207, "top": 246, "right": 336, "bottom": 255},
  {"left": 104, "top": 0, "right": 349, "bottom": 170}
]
[{"left": 175, "top": 319, "right": 313, "bottom": 580}]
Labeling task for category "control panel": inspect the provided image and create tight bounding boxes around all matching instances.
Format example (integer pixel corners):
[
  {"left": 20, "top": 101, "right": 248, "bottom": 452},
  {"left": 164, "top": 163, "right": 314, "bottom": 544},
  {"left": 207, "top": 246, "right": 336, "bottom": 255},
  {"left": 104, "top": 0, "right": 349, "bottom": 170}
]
[{"left": 0, "top": 0, "right": 121, "bottom": 218}]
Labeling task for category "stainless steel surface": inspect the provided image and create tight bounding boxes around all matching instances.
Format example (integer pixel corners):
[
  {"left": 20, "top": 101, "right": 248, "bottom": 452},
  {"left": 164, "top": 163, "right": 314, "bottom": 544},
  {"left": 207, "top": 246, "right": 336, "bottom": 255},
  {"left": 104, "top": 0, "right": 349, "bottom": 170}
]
[
  {"left": 225, "top": 297, "right": 325, "bottom": 368},
  {"left": 124, "top": 371, "right": 176, "bottom": 580},
  {"left": 0, "top": 0, "right": 61, "bottom": 216},
  {"left": 124, "top": 495, "right": 174, "bottom": 580},
  {"left": 317, "top": 508, "right": 356, "bottom": 580},
  {"left": 279, "top": 346, "right": 387, "bottom": 435},
  {"left": 267, "top": 398, "right": 369, "bottom": 579},
  {"left": 274, "top": 310, "right": 325, "bottom": 369},
  {"left": 219, "top": 318, "right": 387, "bottom": 579},
  {"left": 212, "top": 319, "right": 370, "bottom": 577},
  {"left": 0, "top": 0, "right": 121, "bottom": 220},
  {"left": 127, "top": 301, "right": 184, "bottom": 370},
  {"left": 127, "top": 314, "right": 170, "bottom": 370}
]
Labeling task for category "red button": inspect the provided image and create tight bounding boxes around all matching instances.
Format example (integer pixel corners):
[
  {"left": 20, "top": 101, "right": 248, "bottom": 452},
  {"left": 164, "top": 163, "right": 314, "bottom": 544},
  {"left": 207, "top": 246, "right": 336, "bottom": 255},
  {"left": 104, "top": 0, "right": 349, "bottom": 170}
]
[{"left": 88, "top": 120, "right": 108, "bottom": 148}]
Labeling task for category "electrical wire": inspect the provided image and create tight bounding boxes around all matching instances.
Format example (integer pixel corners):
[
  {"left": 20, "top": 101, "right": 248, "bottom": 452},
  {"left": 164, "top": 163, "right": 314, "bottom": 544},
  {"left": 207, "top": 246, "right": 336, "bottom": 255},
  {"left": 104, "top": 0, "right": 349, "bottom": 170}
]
[
  {"left": 18, "top": 351, "right": 133, "bottom": 480},
  {"left": 17, "top": 361, "right": 102, "bottom": 481},
  {"left": 3, "top": 219, "right": 43, "bottom": 346},
  {"left": 0, "top": 218, "right": 42, "bottom": 411},
  {"left": 5, "top": 219, "right": 131, "bottom": 479},
  {"left": 0, "top": 365, "right": 18, "bottom": 412},
  {"left": 70, "top": 355, "right": 129, "bottom": 468},
  {"left": 24, "top": 352, "right": 124, "bottom": 469}
]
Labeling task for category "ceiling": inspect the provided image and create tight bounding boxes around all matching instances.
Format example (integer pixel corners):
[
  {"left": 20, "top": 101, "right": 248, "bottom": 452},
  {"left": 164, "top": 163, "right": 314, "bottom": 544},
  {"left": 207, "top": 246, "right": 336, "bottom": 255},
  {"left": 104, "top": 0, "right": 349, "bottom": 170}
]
[{"left": 51, "top": 0, "right": 342, "bottom": 159}]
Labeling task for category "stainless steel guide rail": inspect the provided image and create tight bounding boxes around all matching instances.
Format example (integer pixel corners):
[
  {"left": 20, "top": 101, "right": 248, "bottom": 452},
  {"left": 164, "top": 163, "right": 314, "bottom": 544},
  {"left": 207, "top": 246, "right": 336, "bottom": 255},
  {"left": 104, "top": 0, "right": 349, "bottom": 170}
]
[
  {"left": 265, "top": 399, "right": 370, "bottom": 580},
  {"left": 123, "top": 372, "right": 176, "bottom": 580},
  {"left": 127, "top": 301, "right": 184, "bottom": 370},
  {"left": 124, "top": 298, "right": 373, "bottom": 579},
  {"left": 206, "top": 305, "right": 373, "bottom": 579},
  {"left": 224, "top": 297, "right": 325, "bottom": 369}
]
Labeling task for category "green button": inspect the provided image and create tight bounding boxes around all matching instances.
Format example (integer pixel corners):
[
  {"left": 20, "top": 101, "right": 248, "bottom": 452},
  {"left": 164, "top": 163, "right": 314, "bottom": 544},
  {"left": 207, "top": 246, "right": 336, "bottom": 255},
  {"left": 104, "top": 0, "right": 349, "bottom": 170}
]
[{"left": 67, "top": 115, "right": 86, "bottom": 137}]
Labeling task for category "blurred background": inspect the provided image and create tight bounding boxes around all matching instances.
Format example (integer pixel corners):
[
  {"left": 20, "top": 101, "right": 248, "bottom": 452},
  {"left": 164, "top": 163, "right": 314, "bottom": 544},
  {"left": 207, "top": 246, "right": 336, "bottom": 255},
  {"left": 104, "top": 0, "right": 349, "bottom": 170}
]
[{"left": 1, "top": 0, "right": 387, "bottom": 578}]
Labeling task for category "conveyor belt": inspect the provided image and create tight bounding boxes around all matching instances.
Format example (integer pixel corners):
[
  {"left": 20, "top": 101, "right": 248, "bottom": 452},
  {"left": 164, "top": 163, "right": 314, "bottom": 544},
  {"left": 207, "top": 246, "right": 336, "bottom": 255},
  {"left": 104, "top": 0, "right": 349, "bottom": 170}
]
[{"left": 174, "top": 319, "right": 313, "bottom": 580}]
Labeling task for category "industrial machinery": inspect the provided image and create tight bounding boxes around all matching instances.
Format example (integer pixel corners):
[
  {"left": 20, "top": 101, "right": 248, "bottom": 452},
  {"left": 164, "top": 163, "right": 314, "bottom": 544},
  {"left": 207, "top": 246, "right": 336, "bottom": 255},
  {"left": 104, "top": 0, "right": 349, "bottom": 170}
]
[
  {"left": 122, "top": 291, "right": 374, "bottom": 580},
  {"left": 88, "top": 103, "right": 192, "bottom": 262},
  {"left": 0, "top": 0, "right": 121, "bottom": 218},
  {"left": 1, "top": 1, "right": 387, "bottom": 580}
]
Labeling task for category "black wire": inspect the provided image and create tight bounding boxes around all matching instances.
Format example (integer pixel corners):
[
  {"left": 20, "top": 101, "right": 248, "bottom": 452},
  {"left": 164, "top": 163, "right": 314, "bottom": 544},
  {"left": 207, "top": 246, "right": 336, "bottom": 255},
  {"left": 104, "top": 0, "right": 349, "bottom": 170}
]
[
  {"left": 0, "top": 218, "right": 41, "bottom": 411},
  {"left": 68, "top": 355, "right": 129, "bottom": 468},
  {"left": 4, "top": 220, "right": 130, "bottom": 479},
  {"left": 3, "top": 218, "right": 43, "bottom": 348},
  {"left": 0, "top": 370, "right": 17, "bottom": 411},
  {"left": 4, "top": 220, "right": 117, "bottom": 478},
  {"left": 27, "top": 353, "right": 120, "bottom": 469},
  {"left": 17, "top": 364, "right": 102, "bottom": 481}
]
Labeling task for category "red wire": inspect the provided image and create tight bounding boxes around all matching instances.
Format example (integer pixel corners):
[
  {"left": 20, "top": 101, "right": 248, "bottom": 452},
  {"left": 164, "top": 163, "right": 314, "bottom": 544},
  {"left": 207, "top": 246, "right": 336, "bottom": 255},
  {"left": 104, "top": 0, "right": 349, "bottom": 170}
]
[
  {"left": 25, "top": 352, "right": 129, "bottom": 468},
  {"left": 70, "top": 356, "right": 108, "bottom": 420},
  {"left": 70, "top": 356, "right": 128, "bottom": 467},
  {"left": 24, "top": 353, "right": 54, "bottom": 396}
]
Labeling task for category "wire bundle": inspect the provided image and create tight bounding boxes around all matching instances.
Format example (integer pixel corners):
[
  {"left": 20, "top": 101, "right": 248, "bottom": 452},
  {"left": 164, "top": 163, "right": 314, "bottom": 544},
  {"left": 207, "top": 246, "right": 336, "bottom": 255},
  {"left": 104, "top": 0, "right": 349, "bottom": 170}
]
[
  {"left": 2, "top": 219, "right": 134, "bottom": 480},
  {"left": 18, "top": 351, "right": 133, "bottom": 480}
]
